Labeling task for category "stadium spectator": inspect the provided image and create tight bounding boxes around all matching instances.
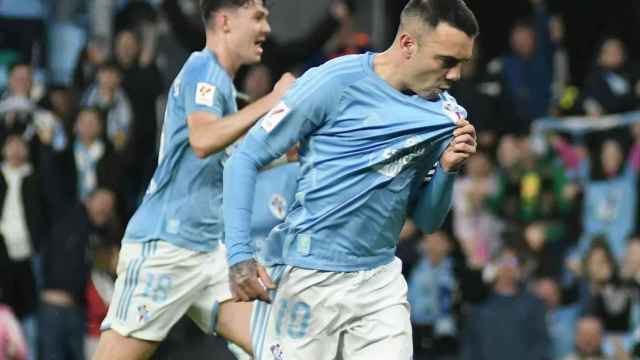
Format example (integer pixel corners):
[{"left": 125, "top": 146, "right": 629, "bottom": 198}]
[
  {"left": 113, "top": 27, "right": 164, "bottom": 208},
  {"left": 408, "top": 231, "right": 458, "bottom": 360},
  {"left": 562, "top": 316, "right": 627, "bottom": 360},
  {"left": 459, "top": 246, "right": 550, "bottom": 360},
  {"left": 486, "top": 0, "right": 555, "bottom": 134},
  {"left": 0, "top": 135, "right": 44, "bottom": 318},
  {"left": 453, "top": 152, "right": 503, "bottom": 266},
  {"left": 582, "top": 241, "right": 637, "bottom": 336},
  {"left": 0, "top": 63, "right": 36, "bottom": 141},
  {"left": 0, "top": 135, "right": 45, "bottom": 360},
  {"left": 553, "top": 134, "right": 640, "bottom": 259},
  {"left": 81, "top": 62, "right": 133, "bottom": 153},
  {"left": 520, "top": 221, "right": 567, "bottom": 281},
  {"left": 72, "top": 36, "right": 110, "bottom": 93},
  {"left": 38, "top": 84, "right": 76, "bottom": 136},
  {"left": 39, "top": 188, "right": 118, "bottom": 360},
  {"left": 241, "top": 64, "right": 273, "bottom": 103},
  {"left": 582, "top": 38, "right": 640, "bottom": 117},
  {"left": 533, "top": 277, "right": 580, "bottom": 360},
  {"left": 38, "top": 107, "right": 124, "bottom": 216}
]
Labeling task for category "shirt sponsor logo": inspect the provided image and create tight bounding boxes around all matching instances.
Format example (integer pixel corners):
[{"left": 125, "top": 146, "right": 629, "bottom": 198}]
[
  {"left": 261, "top": 102, "right": 291, "bottom": 133},
  {"left": 373, "top": 136, "right": 427, "bottom": 177},
  {"left": 195, "top": 82, "right": 216, "bottom": 107}
]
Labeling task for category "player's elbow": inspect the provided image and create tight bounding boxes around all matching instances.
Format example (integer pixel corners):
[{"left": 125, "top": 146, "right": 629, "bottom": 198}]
[{"left": 189, "top": 135, "right": 214, "bottom": 159}]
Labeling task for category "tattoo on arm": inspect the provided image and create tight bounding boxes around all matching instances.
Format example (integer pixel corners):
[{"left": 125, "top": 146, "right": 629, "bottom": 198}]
[{"left": 230, "top": 259, "right": 257, "bottom": 283}]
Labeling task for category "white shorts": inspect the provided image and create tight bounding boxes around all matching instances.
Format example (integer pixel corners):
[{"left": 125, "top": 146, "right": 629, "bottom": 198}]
[
  {"left": 251, "top": 258, "right": 412, "bottom": 360},
  {"left": 101, "top": 240, "right": 233, "bottom": 341}
]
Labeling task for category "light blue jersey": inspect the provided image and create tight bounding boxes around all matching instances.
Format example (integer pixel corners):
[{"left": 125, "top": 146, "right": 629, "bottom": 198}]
[
  {"left": 125, "top": 49, "right": 237, "bottom": 252},
  {"left": 251, "top": 162, "right": 300, "bottom": 265},
  {"left": 224, "top": 52, "right": 465, "bottom": 271}
]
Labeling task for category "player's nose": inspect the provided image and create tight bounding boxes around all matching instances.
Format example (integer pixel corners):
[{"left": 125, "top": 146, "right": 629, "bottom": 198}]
[
  {"left": 446, "top": 64, "right": 462, "bottom": 82},
  {"left": 263, "top": 20, "right": 272, "bottom": 35}
]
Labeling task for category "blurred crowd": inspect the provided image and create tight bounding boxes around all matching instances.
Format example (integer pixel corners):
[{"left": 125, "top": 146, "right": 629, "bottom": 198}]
[{"left": 0, "top": 0, "right": 640, "bottom": 359}]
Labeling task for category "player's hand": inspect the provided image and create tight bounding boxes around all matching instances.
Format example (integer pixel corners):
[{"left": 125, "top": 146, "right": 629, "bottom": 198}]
[
  {"left": 229, "top": 259, "right": 275, "bottom": 303},
  {"left": 271, "top": 73, "right": 296, "bottom": 99},
  {"left": 440, "top": 119, "right": 477, "bottom": 172}
]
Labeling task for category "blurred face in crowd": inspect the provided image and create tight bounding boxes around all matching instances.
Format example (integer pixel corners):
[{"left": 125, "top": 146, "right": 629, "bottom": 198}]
[
  {"left": 75, "top": 109, "right": 103, "bottom": 145},
  {"left": 48, "top": 87, "right": 74, "bottom": 118},
  {"left": 510, "top": 24, "right": 535, "bottom": 59},
  {"left": 600, "top": 139, "right": 623, "bottom": 176},
  {"left": 497, "top": 135, "right": 520, "bottom": 168},
  {"left": 86, "top": 189, "right": 115, "bottom": 226},
  {"left": 623, "top": 239, "right": 640, "bottom": 276},
  {"left": 575, "top": 317, "right": 603, "bottom": 356},
  {"left": 115, "top": 30, "right": 140, "bottom": 68},
  {"left": 586, "top": 247, "right": 613, "bottom": 284},
  {"left": 87, "top": 37, "right": 109, "bottom": 65},
  {"left": 598, "top": 38, "right": 626, "bottom": 70},
  {"left": 495, "top": 249, "right": 521, "bottom": 285},
  {"left": 525, "top": 223, "right": 546, "bottom": 252},
  {"left": 9, "top": 64, "right": 33, "bottom": 97},
  {"left": 466, "top": 152, "right": 491, "bottom": 178},
  {"left": 209, "top": 0, "right": 271, "bottom": 65},
  {"left": 400, "top": 20, "right": 474, "bottom": 99},
  {"left": 243, "top": 64, "right": 273, "bottom": 101},
  {"left": 2, "top": 135, "right": 29, "bottom": 167},
  {"left": 97, "top": 67, "right": 122, "bottom": 93},
  {"left": 422, "top": 231, "right": 450, "bottom": 265},
  {"left": 533, "top": 278, "right": 561, "bottom": 309}
]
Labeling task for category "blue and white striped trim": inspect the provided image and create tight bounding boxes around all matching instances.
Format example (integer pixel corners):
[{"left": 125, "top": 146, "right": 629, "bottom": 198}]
[
  {"left": 251, "top": 265, "right": 287, "bottom": 360},
  {"left": 115, "top": 241, "right": 158, "bottom": 321},
  {"left": 423, "top": 162, "right": 439, "bottom": 183}
]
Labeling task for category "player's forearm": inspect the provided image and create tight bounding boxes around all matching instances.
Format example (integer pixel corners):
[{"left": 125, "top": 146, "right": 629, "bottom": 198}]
[
  {"left": 412, "top": 164, "right": 457, "bottom": 233},
  {"left": 190, "top": 93, "right": 280, "bottom": 158},
  {"left": 224, "top": 135, "right": 277, "bottom": 266}
]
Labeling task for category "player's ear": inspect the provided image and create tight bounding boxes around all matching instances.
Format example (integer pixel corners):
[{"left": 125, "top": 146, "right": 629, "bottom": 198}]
[
  {"left": 398, "top": 32, "right": 418, "bottom": 60},
  {"left": 213, "top": 10, "right": 231, "bottom": 33}
]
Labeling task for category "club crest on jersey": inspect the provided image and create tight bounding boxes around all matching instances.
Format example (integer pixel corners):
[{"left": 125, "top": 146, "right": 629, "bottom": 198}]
[
  {"left": 270, "top": 343, "right": 285, "bottom": 360},
  {"left": 442, "top": 100, "right": 466, "bottom": 122},
  {"left": 137, "top": 304, "right": 150, "bottom": 323},
  {"left": 261, "top": 102, "right": 291, "bottom": 133},
  {"left": 371, "top": 136, "right": 426, "bottom": 177},
  {"left": 269, "top": 193, "right": 287, "bottom": 220},
  {"left": 195, "top": 82, "right": 215, "bottom": 107}
]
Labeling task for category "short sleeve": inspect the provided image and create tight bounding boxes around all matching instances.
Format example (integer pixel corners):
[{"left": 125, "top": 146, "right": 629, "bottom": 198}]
[
  {"left": 247, "top": 66, "right": 343, "bottom": 160},
  {"left": 182, "top": 71, "right": 228, "bottom": 118}
]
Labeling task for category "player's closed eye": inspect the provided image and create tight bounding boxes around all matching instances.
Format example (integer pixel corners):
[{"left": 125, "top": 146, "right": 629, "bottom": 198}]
[{"left": 440, "top": 57, "right": 459, "bottom": 69}]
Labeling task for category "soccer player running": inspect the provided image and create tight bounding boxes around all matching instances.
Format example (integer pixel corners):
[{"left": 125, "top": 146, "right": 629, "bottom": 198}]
[
  {"left": 93, "top": 1, "right": 294, "bottom": 359},
  {"left": 223, "top": 0, "right": 479, "bottom": 359}
]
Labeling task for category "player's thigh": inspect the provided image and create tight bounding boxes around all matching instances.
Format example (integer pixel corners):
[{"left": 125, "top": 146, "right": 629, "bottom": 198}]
[
  {"left": 253, "top": 266, "right": 345, "bottom": 360},
  {"left": 101, "top": 240, "right": 209, "bottom": 342},
  {"left": 340, "top": 302, "right": 412, "bottom": 360},
  {"left": 217, "top": 300, "right": 253, "bottom": 353},
  {"left": 92, "top": 330, "right": 159, "bottom": 360},
  {"left": 340, "top": 259, "right": 413, "bottom": 360}
]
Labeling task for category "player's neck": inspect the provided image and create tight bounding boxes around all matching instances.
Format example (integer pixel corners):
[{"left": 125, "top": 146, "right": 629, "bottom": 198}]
[
  {"left": 205, "top": 33, "right": 240, "bottom": 78},
  {"left": 372, "top": 49, "right": 408, "bottom": 92}
]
